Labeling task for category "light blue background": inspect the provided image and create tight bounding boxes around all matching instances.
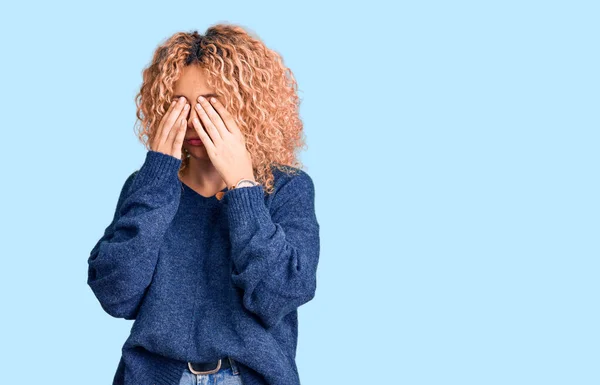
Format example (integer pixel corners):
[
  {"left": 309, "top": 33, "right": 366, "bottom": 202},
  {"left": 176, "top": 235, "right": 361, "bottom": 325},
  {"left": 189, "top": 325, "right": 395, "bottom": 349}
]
[{"left": 0, "top": 1, "right": 597, "bottom": 384}]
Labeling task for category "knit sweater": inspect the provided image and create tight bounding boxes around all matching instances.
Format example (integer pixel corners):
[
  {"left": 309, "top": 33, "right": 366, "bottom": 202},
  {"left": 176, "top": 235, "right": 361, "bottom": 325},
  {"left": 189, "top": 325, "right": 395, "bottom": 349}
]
[{"left": 87, "top": 150, "right": 320, "bottom": 385}]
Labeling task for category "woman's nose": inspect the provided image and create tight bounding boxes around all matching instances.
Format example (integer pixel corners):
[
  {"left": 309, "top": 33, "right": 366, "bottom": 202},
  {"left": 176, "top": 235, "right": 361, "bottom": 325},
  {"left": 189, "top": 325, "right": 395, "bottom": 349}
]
[{"left": 186, "top": 105, "right": 199, "bottom": 128}]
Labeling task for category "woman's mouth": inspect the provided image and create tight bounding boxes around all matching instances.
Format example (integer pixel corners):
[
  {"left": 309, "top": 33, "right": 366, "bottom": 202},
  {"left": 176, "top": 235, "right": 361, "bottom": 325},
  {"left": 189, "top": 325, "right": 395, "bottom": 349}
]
[{"left": 186, "top": 138, "right": 203, "bottom": 146}]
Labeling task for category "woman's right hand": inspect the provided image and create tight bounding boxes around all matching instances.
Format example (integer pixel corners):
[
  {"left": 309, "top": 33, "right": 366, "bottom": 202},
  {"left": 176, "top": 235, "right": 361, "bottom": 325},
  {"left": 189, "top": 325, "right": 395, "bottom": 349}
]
[{"left": 150, "top": 96, "right": 189, "bottom": 159}]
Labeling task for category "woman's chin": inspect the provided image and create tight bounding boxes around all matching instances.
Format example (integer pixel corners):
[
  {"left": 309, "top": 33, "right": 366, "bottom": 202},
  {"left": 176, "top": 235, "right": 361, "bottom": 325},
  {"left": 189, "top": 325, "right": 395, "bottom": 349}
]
[{"left": 184, "top": 145, "right": 208, "bottom": 159}]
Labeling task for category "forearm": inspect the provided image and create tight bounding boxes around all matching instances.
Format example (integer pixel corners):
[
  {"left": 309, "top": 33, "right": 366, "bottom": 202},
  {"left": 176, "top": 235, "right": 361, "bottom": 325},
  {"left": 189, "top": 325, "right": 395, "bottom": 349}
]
[{"left": 87, "top": 151, "right": 182, "bottom": 319}]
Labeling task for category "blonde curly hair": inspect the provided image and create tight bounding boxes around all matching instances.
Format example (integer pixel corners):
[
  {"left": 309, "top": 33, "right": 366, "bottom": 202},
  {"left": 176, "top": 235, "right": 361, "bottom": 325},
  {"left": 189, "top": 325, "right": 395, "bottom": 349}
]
[{"left": 133, "top": 23, "right": 307, "bottom": 194}]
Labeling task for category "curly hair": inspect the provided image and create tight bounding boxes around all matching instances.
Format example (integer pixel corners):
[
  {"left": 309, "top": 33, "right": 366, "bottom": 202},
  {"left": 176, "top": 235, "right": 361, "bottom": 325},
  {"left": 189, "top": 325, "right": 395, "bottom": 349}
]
[{"left": 132, "top": 23, "right": 307, "bottom": 195}]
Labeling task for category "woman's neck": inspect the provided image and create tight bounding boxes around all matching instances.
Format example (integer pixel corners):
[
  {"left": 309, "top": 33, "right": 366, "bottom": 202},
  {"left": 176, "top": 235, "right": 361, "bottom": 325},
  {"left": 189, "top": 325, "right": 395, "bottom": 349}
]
[{"left": 179, "top": 161, "right": 227, "bottom": 196}]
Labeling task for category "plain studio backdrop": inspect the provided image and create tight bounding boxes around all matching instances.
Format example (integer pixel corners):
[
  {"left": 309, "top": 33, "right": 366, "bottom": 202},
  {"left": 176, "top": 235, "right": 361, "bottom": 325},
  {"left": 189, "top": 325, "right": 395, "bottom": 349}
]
[{"left": 0, "top": 1, "right": 598, "bottom": 384}]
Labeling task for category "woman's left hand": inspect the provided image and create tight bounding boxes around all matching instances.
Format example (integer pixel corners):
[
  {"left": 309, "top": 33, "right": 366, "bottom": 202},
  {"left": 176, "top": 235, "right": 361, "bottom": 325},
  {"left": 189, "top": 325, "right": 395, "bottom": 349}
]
[{"left": 192, "top": 96, "right": 256, "bottom": 187}]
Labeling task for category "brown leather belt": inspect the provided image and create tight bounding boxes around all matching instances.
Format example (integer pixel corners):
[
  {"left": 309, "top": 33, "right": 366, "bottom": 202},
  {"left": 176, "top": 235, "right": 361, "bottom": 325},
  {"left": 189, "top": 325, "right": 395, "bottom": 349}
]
[{"left": 187, "top": 357, "right": 232, "bottom": 375}]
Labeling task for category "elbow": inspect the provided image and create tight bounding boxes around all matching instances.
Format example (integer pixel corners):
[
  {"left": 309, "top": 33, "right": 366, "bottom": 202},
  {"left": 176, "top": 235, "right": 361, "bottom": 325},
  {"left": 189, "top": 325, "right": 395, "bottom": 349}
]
[
  {"left": 99, "top": 298, "right": 141, "bottom": 320},
  {"left": 87, "top": 268, "right": 147, "bottom": 320},
  {"left": 88, "top": 282, "right": 145, "bottom": 320},
  {"left": 244, "top": 278, "right": 318, "bottom": 330},
  {"left": 233, "top": 246, "right": 320, "bottom": 329},
  {"left": 260, "top": 289, "right": 316, "bottom": 330}
]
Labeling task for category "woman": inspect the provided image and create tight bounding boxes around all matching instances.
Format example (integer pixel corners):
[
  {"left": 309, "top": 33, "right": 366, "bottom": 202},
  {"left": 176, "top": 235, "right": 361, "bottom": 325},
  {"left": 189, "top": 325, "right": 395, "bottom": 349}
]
[{"left": 87, "top": 24, "right": 320, "bottom": 385}]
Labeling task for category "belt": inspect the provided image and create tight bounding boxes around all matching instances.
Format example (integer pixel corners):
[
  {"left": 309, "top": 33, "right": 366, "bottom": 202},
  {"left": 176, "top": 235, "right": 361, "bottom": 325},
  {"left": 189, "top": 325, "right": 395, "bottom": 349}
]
[{"left": 187, "top": 357, "right": 232, "bottom": 375}]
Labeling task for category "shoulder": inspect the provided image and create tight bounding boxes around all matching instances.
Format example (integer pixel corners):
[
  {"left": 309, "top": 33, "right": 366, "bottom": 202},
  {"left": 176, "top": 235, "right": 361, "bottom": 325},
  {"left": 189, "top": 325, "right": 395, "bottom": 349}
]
[
  {"left": 122, "top": 170, "right": 139, "bottom": 192},
  {"left": 266, "top": 164, "right": 316, "bottom": 217},
  {"left": 115, "top": 170, "right": 140, "bottom": 203},
  {"left": 270, "top": 164, "right": 315, "bottom": 196}
]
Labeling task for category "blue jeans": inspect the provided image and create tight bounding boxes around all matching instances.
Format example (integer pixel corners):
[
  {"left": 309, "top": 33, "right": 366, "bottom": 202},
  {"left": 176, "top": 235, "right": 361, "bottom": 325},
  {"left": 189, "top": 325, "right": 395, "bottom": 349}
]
[{"left": 179, "top": 357, "right": 243, "bottom": 385}]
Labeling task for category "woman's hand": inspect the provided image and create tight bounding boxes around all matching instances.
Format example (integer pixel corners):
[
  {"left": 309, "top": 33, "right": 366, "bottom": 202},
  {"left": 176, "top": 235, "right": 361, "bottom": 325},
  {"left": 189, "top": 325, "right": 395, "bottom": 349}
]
[
  {"left": 150, "top": 96, "right": 189, "bottom": 159},
  {"left": 192, "top": 96, "right": 256, "bottom": 187}
]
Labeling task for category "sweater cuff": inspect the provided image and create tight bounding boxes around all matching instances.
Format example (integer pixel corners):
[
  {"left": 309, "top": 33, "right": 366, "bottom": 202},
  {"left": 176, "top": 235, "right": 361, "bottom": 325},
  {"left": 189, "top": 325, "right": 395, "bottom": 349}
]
[
  {"left": 130, "top": 150, "right": 182, "bottom": 191},
  {"left": 224, "top": 184, "right": 271, "bottom": 227}
]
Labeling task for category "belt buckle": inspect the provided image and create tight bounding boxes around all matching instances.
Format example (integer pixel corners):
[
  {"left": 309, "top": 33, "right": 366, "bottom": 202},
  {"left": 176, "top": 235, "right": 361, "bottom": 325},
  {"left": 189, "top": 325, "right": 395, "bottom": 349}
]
[{"left": 188, "top": 359, "right": 222, "bottom": 375}]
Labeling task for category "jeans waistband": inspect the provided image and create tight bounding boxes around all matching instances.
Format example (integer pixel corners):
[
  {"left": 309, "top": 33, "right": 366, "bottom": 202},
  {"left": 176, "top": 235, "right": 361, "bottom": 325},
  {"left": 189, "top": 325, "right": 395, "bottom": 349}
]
[{"left": 187, "top": 356, "right": 240, "bottom": 375}]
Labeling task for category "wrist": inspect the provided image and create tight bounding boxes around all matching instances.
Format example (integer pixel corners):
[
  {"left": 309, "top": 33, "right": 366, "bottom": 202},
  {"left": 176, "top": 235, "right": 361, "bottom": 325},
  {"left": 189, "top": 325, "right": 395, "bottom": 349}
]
[{"left": 228, "top": 177, "right": 259, "bottom": 189}]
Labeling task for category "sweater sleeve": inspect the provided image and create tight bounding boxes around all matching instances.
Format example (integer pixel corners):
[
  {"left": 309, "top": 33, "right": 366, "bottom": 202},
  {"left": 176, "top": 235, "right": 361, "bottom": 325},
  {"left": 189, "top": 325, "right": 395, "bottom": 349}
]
[
  {"left": 223, "top": 170, "right": 320, "bottom": 330},
  {"left": 87, "top": 150, "right": 183, "bottom": 320}
]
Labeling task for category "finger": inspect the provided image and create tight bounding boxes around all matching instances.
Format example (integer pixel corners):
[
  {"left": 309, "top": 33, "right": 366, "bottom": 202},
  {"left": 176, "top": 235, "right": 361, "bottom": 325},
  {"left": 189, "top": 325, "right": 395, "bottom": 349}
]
[
  {"left": 198, "top": 96, "right": 228, "bottom": 138},
  {"left": 159, "top": 97, "right": 187, "bottom": 146},
  {"left": 195, "top": 100, "right": 223, "bottom": 144},
  {"left": 156, "top": 99, "right": 177, "bottom": 142},
  {"left": 170, "top": 116, "right": 187, "bottom": 156},
  {"left": 191, "top": 116, "right": 214, "bottom": 152},
  {"left": 158, "top": 99, "right": 177, "bottom": 130},
  {"left": 152, "top": 99, "right": 176, "bottom": 149},
  {"left": 166, "top": 108, "right": 186, "bottom": 151},
  {"left": 207, "top": 97, "right": 239, "bottom": 135}
]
